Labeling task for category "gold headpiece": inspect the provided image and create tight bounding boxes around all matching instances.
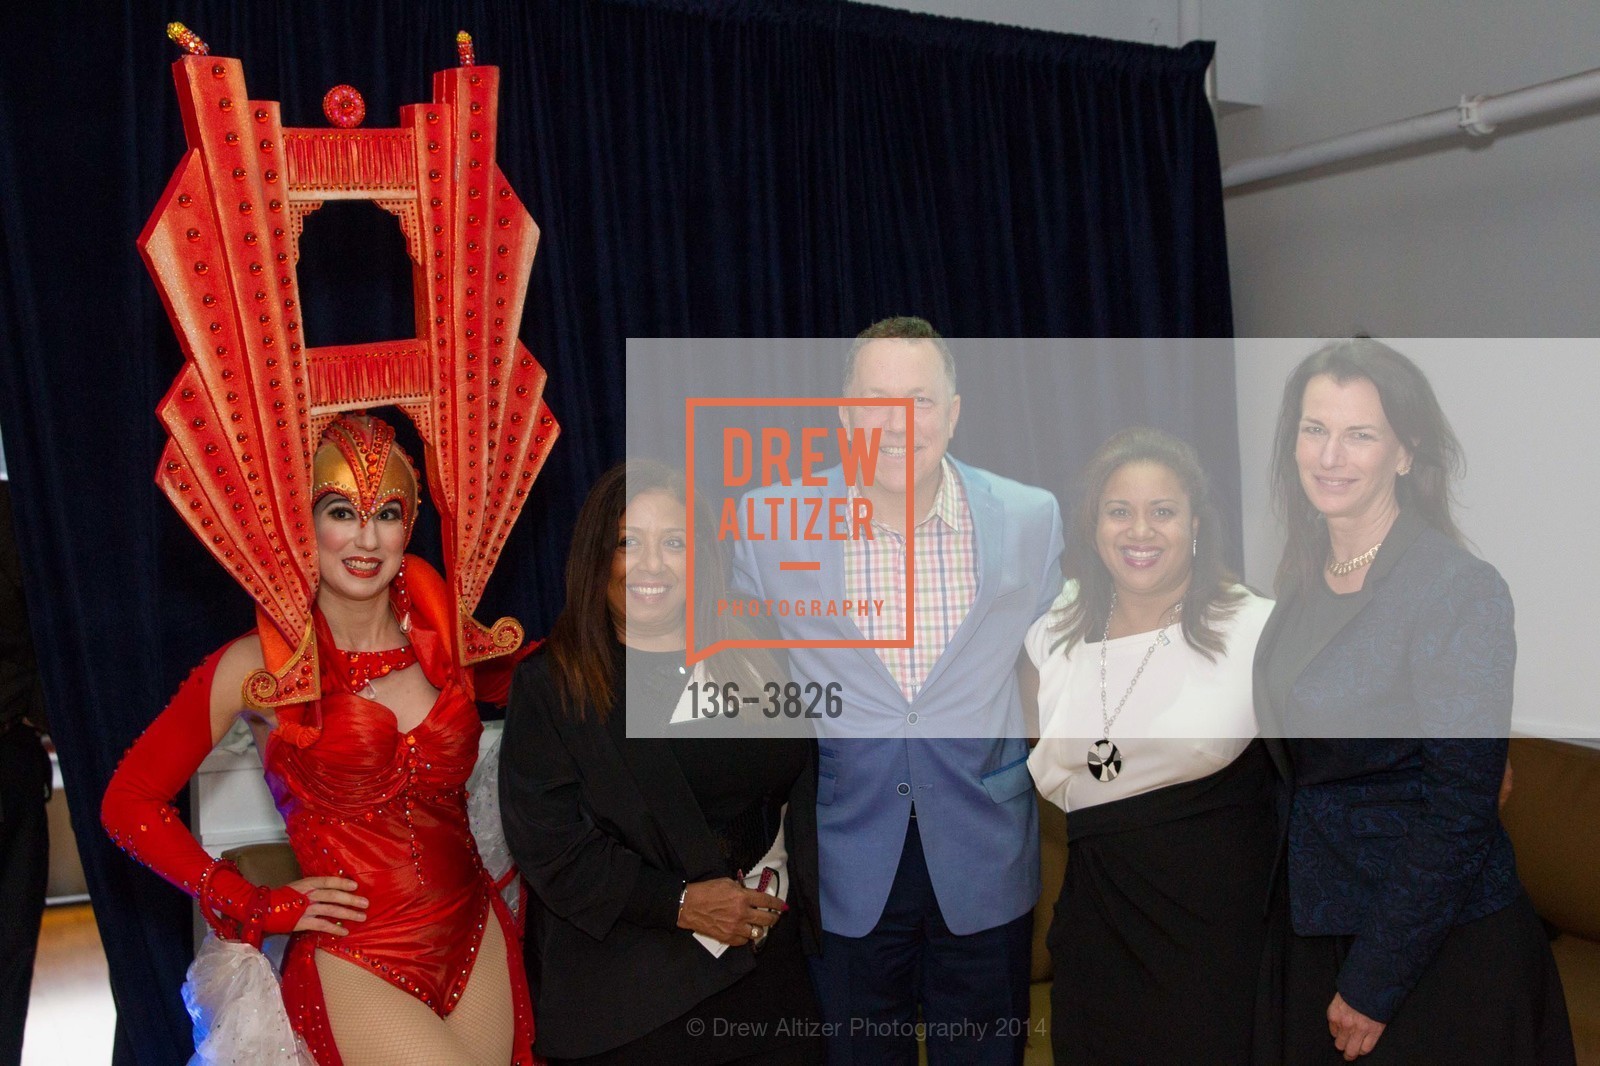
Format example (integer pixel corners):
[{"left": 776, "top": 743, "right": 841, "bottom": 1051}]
[{"left": 312, "top": 415, "right": 420, "bottom": 540}]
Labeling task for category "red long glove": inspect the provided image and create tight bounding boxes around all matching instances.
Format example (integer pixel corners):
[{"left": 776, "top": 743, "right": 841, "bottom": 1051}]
[{"left": 102, "top": 643, "right": 307, "bottom": 947}]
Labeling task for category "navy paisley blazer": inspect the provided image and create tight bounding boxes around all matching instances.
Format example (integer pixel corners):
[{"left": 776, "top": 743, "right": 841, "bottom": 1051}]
[{"left": 1256, "top": 509, "right": 1521, "bottom": 1023}]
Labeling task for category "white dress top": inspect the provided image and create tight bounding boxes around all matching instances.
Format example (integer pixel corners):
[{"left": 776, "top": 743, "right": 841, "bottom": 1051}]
[{"left": 1026, "top": 583, "right": 1273, "bottom": 813}]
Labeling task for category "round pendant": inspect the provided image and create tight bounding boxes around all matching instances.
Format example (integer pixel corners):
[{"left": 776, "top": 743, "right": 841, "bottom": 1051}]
[{"left": 1087, "top": 739, "right": 1122, "bottom": 782}]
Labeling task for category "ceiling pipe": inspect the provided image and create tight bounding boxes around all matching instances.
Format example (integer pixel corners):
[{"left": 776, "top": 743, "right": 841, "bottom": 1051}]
[{"left": 1223, "top": 66, "right": 1600, "bottom": 190}]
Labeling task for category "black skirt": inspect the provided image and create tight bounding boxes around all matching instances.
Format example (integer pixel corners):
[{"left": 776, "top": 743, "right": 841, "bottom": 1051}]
[
  {"left": 1281, "top": 891, "right": 1574, "bottom": 1065},
  {"left": 1048, "top": 741, "right": 1277, "bottom": 1065}
]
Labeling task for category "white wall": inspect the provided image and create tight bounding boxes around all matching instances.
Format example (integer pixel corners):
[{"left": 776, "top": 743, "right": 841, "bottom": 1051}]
[
  {"left": 1218, "top": 2, "right": 1600, "bottom": 336},
  {"left": 1221, "top": 0, "right": 1600, "bottom": 739}
]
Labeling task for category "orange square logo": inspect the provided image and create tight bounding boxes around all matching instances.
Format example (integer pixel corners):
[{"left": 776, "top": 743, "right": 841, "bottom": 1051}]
[{"left": 684, "top": 397, "right": 916, "bottom": 665}]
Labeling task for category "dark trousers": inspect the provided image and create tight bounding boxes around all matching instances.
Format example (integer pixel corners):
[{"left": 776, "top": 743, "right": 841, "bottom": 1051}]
[
  {"left": 0, "top": 727, "right": 50, "bottom": 1066},
  {"left": 810, "top": 817, "right": 1032, "bottom": 1066}
]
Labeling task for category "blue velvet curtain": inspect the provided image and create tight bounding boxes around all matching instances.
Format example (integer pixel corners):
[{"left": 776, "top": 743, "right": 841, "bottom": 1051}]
[{"left": 0, "top": 1, "right": 1234, "bottom": 1061}]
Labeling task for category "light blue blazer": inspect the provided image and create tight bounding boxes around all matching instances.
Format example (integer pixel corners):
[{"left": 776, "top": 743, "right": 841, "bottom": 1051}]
[{"left": 731, "top": 459, "right": 1063, "bottom": 936}]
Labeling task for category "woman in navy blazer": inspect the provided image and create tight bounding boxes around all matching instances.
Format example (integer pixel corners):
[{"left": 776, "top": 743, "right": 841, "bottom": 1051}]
[{"left": 1255, "top": 339, "right": 1573, "bottom": 1064}]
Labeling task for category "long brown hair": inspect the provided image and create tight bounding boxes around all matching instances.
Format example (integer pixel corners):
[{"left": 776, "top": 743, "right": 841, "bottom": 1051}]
[
  {"left": 546, "top": 459, "right": 778, "bottom": 717},
  {"left": 1050, "top": 427, "right": 1244, "bottom": 660},
  {"left": 1270, "top": 338, "right": 1464, "bottom": 594}
]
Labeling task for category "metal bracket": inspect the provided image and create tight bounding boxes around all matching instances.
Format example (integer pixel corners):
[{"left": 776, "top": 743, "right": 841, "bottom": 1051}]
[{"left": 1458, "top": 94, "right": 1497, "bottom": 137}]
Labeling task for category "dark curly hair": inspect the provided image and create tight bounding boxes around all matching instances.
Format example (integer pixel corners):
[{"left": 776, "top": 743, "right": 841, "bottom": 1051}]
[{"left": 1050, "top": 427, "right": 1245, "bottom": 660}]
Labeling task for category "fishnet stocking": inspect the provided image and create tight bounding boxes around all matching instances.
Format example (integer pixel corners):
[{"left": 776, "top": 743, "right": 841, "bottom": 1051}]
[
  {"left": 444, "top": 912, "right": 516, "bottom": 1058},
  {"left": 314, "top": 917, "right": 517, "bottom": 1066}
]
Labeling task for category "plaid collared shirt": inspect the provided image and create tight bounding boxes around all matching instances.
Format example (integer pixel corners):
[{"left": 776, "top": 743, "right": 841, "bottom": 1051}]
[{"left": 845, "top": 458, "right": 978, "bottom": 701}]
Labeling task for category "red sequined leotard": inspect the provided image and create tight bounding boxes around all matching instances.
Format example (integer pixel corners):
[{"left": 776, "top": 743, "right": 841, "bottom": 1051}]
[
  {"left": 270, "top": 611, "right": 534, "bottom": 1062},
  {"left": 103, "top": 562, "right": 536, "bottom": 1066}
]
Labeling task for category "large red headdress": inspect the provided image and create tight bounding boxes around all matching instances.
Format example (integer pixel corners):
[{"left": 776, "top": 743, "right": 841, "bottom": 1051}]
[{"left": 141, "top": 27, "right": 558, "bottom": 708}]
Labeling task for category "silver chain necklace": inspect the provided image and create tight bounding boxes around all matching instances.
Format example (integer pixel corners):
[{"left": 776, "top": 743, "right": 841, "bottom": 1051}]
[{"left": 1089, "top": 591, "right": 1182, "bottom": 783}]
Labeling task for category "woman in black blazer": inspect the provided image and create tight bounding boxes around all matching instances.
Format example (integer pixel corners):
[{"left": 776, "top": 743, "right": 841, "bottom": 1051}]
[
  {"left": 499, "top": 460, "right": 822, "bottom": 1064},
  {"left": 1255, "top": 339, "right": 1573, "bottom": 1064}
]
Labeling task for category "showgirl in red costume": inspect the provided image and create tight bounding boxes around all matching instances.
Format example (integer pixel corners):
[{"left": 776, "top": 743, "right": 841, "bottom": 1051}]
[
  {"left": 106, "top": 415, "right": 535, "bottom": 1065},
  {"left": 99, "top": 26, "right": 557, "bottom": 1066}
]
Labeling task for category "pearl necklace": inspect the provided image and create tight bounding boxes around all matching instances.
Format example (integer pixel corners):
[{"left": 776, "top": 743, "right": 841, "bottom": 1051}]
[{"left": 1328, "top": 540, "right": 1382, "bottom": 577}]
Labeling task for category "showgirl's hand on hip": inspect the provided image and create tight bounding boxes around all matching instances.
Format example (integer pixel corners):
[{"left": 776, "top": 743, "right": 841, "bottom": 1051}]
[
  {"left": 287, "top": 876, "right": 369, "bottom": 936},
  {"left": 677, "top": 877, "right": 787, "bottom": 945}
]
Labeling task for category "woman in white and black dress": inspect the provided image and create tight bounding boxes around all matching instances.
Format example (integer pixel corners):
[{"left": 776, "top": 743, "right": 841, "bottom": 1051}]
[{"left": 1026, "top": 428, "right": 1275, "bottom": 1064}]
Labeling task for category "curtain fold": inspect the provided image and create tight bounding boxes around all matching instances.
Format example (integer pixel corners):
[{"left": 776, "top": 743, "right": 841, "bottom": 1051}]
[{"left": 0, "top": 1, "right": 1234, "bottom": 1061}]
